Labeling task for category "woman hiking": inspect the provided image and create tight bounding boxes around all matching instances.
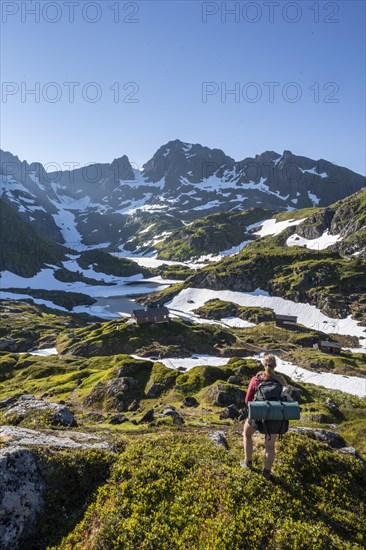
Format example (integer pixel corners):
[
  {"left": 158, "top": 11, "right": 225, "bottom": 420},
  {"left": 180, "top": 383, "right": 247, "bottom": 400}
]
[{"left": 241, "top": 354, "right": 292, "bottom": 479}]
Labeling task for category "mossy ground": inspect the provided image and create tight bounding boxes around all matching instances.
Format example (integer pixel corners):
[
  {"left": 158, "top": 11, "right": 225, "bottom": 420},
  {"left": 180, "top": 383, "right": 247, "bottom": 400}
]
[
  {"left": 1, "top": 300, "right": 365, "bottom": 549},
  {"left": 56, "top": 318, "right": 237, "bottom": 358},
  {"left": 0, "top": 300, "right": 95, "bottom": 352},
  {"left": 193, "top": 300, "right": 275, "bottom": 323},
  {"left": 49, "top": 429, "right": 366, "bottom": 550},
  {"left": 156, "top": 208, "right": 271, "bottom": 261}
]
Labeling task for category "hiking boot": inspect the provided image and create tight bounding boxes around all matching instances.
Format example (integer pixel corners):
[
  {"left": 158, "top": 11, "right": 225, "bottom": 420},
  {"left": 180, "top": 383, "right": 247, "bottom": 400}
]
[
  {"left": 262, "top": 468, "right": 274, "bottom": 481},
  {"left": 240, "top": 460, "right": 253, "bottom": 470}
]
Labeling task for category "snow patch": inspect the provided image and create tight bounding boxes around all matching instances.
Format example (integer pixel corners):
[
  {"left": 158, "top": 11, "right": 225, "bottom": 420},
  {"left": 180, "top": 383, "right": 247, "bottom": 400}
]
[
  {"left": 287, "top": 231, "right": 342, "bottom": 250},
  {"left": 167, "top": 288, "right": 366, "bottom": 341},
  {"left": 254, "top": 218, "right": 307, "bottom": 237}
]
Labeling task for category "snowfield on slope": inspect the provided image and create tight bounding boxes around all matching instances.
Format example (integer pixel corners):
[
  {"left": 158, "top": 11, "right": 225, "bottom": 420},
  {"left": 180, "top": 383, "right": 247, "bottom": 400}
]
[
  {"left": 286, "top": 230, "right": 342, "bottom": 250},
  {"left": 254, "top": 217, "right": 307, "bottom": 237},
  {"left": 167, "top": 288, "right": 366, "bottom": 345}
]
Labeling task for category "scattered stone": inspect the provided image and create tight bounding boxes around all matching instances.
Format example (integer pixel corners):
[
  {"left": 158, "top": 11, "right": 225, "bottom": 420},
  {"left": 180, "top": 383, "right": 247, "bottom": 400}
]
[
  {"left": 0, "top": 338, "right": 18, "bottom": 352},
  {"left": 208, "top": 431, "right": 229, "bottom": 450},
  {"left": 139, "top": 409, "right": 155, "bottom": 424},
  {"left": 128, "top": 399, "right": 141, "bottom": 412},
  {"left": 161, "top": 406, "right": 184, "bottom": 426},
  {"left": 219, "top": 404, "right": 240, "bottom": 420},
  {"left": 109, "top": 414, "right": 128, "bottom": 425},
  {"left": 0, "top": 396, "right": 17, "bottom": 409},
  {"left": 146, "top": 383, "right": 166, "bottom": 398},
  {"left": 4, "top": 395, "right": 77, "bottom": 427},
  {"left": 182, "top": 396, "right": 199, "bottom": 408},
  {"left": 337, "top": 446, "right": 363, "bottom": 460},
  {"left": 309, "top": 413, "right": 330, "bottom": 424},
  {"left": 289, "top": 427, "right": 347, "bottom": 448},
  {"left": 325, "top": 398, "right": 341, "bottom": 417},
  {"left": 86, "top": 413, "right": 106, "bottom": 423},
  {"left": 291, "top": 387, "right": 303, "bottom": 401},
  {"left": 227, "top": 376, "right": 242, "bottom": 385}
]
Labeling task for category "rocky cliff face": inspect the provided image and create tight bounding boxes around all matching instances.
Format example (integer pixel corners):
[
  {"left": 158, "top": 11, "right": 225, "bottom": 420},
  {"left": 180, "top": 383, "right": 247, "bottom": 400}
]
[{"left": 296, "top": 189, "right": 366, "bottom": 256}]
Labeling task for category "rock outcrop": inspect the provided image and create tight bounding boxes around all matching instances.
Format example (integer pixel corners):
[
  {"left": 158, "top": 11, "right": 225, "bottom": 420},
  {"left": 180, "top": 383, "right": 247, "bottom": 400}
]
[
  {"left": 4, "top": 395, "right": 77, "bottom": 427},
  {"left": 0, "top": 426, "right": 111, "bottom": 550}
]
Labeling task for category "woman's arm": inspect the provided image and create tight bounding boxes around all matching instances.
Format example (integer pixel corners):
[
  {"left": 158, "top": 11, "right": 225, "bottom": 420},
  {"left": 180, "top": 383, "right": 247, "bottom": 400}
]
[{"left": 245, "top": 377, "right": 259, "bottom": 404}]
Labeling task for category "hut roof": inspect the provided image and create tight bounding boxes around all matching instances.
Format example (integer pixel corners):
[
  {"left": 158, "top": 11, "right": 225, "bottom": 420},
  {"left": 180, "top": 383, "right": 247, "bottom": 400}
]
[{"left": 132, "top": 307, "right": 169, "bottom": 319}]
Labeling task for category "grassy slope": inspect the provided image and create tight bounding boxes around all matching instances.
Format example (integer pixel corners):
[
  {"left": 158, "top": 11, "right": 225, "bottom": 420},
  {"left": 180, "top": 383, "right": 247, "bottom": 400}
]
[
  {"left": 52, "top": 430, "right": 366, "bottom": 550},
  {"left": 77, "top": 249, "right": 152, "bottom": 278},
  {"left": 193, "top": 299, "right": 276, "bottom": 323},
  {"left": 156, "top": 208, "right": 272, "bottom": 261},
  {"left": 0, "top": 300, "right": 96, "bottom": 352},
  {"left": 1, "top": 301, "right": 365, "bottom": 549},
  {"left": 56, "top": 318, "right": 237, "bottom": 358}
]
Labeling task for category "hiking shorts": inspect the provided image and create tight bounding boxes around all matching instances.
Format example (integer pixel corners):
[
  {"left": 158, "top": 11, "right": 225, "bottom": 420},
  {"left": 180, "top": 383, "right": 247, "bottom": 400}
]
[{"left": 247, "top": 419, "right": 265, "bottom": 434}]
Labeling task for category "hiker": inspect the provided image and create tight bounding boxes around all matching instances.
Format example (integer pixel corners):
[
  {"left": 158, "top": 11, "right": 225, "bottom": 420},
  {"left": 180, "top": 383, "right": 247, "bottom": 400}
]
[{"left": 241, "top": 354, "right": 292, "bottom": 479}]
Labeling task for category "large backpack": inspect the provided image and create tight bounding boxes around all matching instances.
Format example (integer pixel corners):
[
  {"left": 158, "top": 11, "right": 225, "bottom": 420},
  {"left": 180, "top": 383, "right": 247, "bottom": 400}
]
[{"left": 254, "top": 375, "right": 289, "bottom": 437}]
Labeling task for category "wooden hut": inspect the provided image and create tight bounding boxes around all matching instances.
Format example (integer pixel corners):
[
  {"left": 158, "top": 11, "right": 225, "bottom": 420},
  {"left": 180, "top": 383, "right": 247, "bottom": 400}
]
[
  {"left": 275, "top": 314, "right": 298, "bottom": 328},
  {"left": 314, "top": 340, "right": 342, "bottom": 354},
  {"left": 131, "top": 307, "right": 170, "bottom": 326}
]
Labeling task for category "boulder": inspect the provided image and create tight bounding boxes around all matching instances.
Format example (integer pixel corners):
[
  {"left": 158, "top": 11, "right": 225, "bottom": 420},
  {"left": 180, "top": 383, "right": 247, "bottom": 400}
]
[
  {"left": 289, "top": 427, "right": 347, "bottom": 448},
  {"left": 139, "top": 409, "right": 155, "bottom": 424},
  {"left": 4, "top": 395, "right": 76, "bottom": 427},
  {"left": 219, "top": 404, "right": 240, "bottom": 420},
  {"left": 182, "top": 396, "right": 199, "bottom": 408},
  {"left": 161, "top": 406, "right": 184, "bottom": 426},
  {"left": 0, "top": 396, "right": 17, "bottom": 409},
  {"left": 0, "top": 426, "right": 111, "bottom": 450},
  {"left": 85, "top": 377, "right": 140, "bottom": 411},
  {"left": 309, "top": 413, "right": 331, "bottom": 424},
  {"left": 146, "top": 383, "right": 166, "bottom": 398},
  {"left": 227, "top": 375, "right": 242, "bottom": 385},
  {"left": 291, "top": 387, "right": 303, "bottom": 401},
  {"left": 109, "top": 414, "right": 128, "bottom": 425},
  {"left": 106, "top": 377, "right": 139, "bottom": 397},
  {"left": 208, "top": 431, "right": 229, "bottom": 450},
  {"left": 128, "top": 399, "right": 141, "bottom": 412},
  {"left": 337, "top": 446, "right": 363, "bottom": 460},
  {"left": 0, "top": 426, "right": 112, "bottom": 550},
  {"left": 325, "top": 398, "right": 341, "bottom": 416},
  {"left": 0, "top": 446, "right": 45, "bottom": 550},
  {"left": 0, "top": 338, "right": 18, "bottom": 352},
  {"left": 205, "top": 383, "right": 245, "bottom": 407}
]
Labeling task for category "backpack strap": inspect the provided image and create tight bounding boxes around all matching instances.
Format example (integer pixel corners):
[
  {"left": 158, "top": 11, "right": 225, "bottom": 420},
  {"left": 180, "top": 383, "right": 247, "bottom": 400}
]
[{"left": 264, "top": 401, "right": 272, "bottom": 440}]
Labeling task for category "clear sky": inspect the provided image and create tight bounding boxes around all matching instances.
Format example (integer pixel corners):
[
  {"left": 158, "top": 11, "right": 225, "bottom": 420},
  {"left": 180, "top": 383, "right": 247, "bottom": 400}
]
[{"left": 1, "top": 0, "right": 365, "bottom": 174}]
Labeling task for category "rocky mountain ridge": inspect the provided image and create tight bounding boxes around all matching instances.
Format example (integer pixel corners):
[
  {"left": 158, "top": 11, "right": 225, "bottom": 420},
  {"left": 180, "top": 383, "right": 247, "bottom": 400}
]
[{"left": 1, "top": 141, "right": 365, "bottom": 254}]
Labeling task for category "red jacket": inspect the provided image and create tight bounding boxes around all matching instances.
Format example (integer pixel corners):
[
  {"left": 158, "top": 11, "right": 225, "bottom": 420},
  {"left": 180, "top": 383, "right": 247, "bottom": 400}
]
[{"left": 245, "top": 375, "right": 262, "bottom": 404}]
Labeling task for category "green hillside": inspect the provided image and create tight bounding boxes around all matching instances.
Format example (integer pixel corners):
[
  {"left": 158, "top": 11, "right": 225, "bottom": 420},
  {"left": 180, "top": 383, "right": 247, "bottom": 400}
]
[
  {"left": 0, "top": 198, "right": 67, "bottom": 277},
  {"left": 156, "top": 208, "right": 272, "bottom": 261}
]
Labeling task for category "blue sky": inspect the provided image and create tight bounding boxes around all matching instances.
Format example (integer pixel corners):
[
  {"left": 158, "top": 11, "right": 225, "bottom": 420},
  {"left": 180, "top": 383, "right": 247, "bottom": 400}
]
[{"left": 1, "top": 0, "right": 365, "bottom": 174}]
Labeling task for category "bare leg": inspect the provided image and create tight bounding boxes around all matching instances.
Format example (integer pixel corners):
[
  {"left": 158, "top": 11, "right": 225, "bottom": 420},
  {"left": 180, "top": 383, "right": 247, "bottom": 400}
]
[
  {"left": 243, "top": 420, "right": 256, "bottom": 463},
  {"left": 264, "top": 434, "right": 277, "bottom": 472}
]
